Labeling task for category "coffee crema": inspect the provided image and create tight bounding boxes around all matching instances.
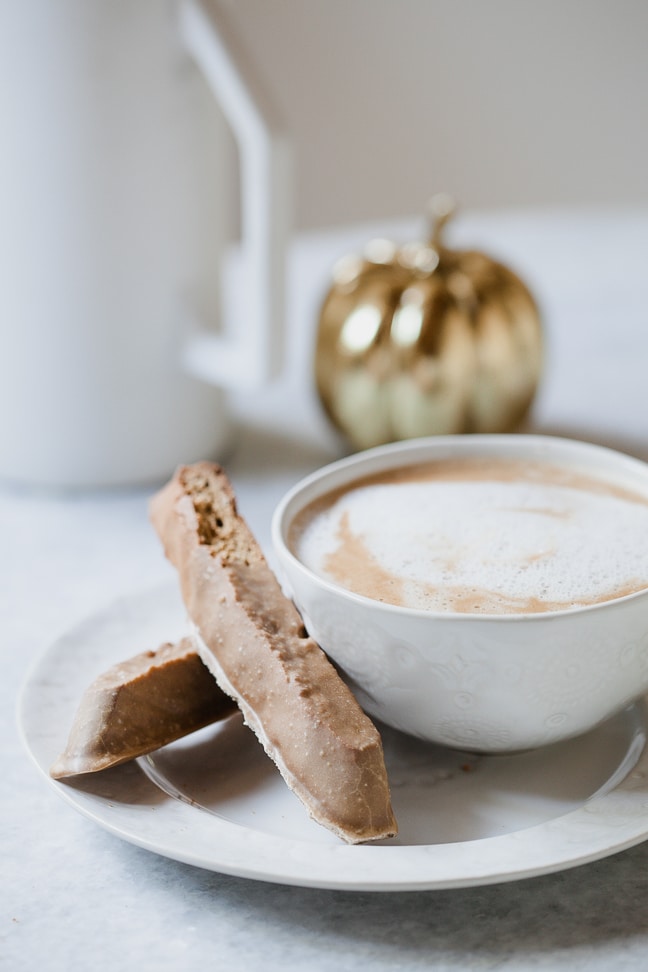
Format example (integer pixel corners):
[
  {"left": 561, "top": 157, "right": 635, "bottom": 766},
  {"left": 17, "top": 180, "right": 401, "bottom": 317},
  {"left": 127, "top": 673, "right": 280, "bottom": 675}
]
[{"left": 289, "top": 458, "right": 648, "bottom": 615}]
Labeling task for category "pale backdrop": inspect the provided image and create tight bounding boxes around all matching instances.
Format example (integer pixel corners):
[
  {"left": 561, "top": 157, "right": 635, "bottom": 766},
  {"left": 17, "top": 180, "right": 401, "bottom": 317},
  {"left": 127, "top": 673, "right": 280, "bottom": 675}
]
[{"left": 220, "top": 0, "right": 648, "bottom": 230}]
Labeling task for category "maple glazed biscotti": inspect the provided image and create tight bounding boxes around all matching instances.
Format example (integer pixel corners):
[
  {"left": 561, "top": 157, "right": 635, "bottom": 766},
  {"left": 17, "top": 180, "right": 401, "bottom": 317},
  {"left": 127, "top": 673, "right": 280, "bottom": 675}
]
[
  {"left": 149, "top": 462, "right": 397, "bottom": 844},
  {"left": 51, "top": 637, "right": 236, "bottom": 778}
]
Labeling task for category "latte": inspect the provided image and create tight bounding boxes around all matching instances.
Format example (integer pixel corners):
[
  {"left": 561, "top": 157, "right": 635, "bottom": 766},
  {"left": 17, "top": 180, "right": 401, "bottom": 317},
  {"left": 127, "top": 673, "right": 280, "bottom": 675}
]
[{"left": 289, "top": 457, "right": 648, "bottom": 614}]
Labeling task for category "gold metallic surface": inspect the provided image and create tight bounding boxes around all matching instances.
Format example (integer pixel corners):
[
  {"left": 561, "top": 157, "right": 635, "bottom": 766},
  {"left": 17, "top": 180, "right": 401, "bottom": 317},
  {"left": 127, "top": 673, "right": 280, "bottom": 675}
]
[{"left": 315, "top": 197, "right": 544, "bottom": 450}]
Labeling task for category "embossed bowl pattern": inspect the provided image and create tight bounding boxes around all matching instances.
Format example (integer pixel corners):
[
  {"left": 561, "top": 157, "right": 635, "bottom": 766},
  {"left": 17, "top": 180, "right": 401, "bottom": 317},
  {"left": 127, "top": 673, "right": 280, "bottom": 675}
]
[{"left": 272, "top": 435, "right": 648, "bottom": 752}]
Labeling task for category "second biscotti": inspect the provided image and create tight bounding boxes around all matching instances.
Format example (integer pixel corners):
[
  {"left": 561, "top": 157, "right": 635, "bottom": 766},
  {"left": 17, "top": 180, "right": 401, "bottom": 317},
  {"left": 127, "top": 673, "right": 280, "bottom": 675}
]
[
  {"left": 51, "top": 637, "right": 236, "bottom": 778},
  {"left": 149, "top": 461, "right": 397, "bottom": 844}
]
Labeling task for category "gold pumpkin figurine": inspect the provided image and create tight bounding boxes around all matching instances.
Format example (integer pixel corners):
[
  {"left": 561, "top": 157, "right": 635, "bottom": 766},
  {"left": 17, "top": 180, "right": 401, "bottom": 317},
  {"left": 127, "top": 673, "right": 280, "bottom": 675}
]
[{"left": 315, "top": 195, "right": 543, "bottom": 451}]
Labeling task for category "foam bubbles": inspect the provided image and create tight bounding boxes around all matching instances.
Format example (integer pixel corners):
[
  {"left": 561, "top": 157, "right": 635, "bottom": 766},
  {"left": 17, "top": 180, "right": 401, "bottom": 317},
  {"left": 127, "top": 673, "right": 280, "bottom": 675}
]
[{"left": 294, "top": 472, "right": 648, "bottom": 613}]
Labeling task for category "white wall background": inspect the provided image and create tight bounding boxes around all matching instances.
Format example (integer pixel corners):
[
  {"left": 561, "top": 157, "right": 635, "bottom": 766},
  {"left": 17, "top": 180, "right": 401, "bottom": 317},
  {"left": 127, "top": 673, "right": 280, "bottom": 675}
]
[{"left": 221, "top": 0, "right": 648, "bottom": 230}]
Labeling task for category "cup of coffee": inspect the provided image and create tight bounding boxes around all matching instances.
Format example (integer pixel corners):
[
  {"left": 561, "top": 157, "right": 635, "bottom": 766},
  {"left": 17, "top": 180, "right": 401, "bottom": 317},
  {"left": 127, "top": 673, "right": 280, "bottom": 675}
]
[{"left": 272, "top": 435, "right": 648, "bottom": 752}]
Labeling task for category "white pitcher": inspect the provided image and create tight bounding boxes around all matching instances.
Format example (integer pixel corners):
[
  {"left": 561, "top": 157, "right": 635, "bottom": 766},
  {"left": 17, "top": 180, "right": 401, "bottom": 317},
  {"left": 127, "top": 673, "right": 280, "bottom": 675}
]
[{"left": 0, "top": 0, "right": 289, "bottom": 487}]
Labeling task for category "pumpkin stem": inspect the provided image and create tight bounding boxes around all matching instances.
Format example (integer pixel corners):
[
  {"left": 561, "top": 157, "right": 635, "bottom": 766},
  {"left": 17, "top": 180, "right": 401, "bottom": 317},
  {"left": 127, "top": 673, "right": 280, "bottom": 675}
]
[{"left": 428, "top": 193, "right": 456, "bottom": 249}]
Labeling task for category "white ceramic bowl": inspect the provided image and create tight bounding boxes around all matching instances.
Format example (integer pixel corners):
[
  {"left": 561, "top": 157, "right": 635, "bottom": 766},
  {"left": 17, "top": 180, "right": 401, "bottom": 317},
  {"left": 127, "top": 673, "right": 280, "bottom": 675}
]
[{"left": 272, "top": 435, "right": 648, "bottom": 752}]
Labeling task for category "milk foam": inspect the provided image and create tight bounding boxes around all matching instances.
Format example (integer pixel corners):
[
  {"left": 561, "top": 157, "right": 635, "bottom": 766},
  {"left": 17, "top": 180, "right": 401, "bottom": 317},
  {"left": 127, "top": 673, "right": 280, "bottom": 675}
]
[{"left": 292, "top": 462, "right": 648, "bottom": 614}]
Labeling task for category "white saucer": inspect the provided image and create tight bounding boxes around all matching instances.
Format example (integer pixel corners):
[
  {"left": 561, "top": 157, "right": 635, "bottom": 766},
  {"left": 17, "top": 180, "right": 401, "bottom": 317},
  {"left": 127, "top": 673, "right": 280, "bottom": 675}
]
[{"left": 17, "top": 584, "right": 648, "bottom": 891}]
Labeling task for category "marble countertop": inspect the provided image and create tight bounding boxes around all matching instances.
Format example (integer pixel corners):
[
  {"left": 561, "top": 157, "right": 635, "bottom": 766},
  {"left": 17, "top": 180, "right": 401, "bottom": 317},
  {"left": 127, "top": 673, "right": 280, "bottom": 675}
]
[{"left": 5, "top": 208, "right": 648, "bottom": 971}]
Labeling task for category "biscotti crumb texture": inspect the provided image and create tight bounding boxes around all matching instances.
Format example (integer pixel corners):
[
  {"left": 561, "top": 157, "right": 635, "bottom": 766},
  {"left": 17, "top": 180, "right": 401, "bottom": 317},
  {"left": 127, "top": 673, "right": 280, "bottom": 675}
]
[{"left": 149, "top": 462, "right": 397, "bottom": 843}]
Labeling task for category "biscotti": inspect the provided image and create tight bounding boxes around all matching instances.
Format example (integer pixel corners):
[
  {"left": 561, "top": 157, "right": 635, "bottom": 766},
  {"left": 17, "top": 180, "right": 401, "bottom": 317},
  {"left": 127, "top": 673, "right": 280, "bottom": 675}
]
[
  {"left": 50, "top": 637, "right": 236, "bottom": 778},
  {"left": 149, "top": 462, "right": 397, "bottom": 843}
]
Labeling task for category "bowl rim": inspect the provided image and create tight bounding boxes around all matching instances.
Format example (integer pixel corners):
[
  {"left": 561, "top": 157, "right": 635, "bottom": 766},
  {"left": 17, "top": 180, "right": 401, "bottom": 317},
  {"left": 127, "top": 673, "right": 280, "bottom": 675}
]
[{"left": 271, "top": 433, "right": 648, "bottom": 622}]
